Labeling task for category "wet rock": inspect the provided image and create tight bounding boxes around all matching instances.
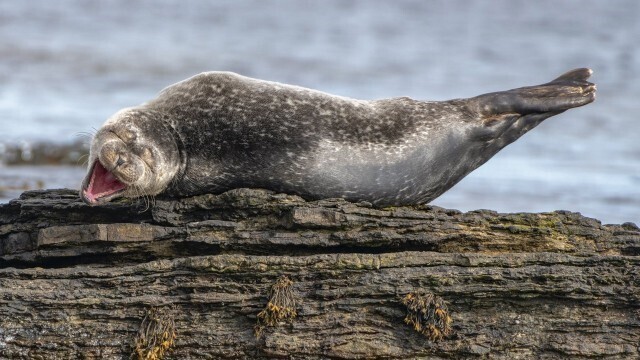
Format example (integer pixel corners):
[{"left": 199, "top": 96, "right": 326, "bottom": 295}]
[{"left": 0, "top": 188, "right": 638, "bottom": 359}]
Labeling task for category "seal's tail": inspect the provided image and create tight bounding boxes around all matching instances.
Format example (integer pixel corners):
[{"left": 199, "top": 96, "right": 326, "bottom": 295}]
[{"left": 474, "top": 68, "right": 596, "bottom": 116}]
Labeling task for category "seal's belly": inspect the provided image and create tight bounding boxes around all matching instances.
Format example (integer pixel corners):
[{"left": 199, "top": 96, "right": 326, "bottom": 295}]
[{"left": 277, "top": 138, "right": 442, "bottom": 204}]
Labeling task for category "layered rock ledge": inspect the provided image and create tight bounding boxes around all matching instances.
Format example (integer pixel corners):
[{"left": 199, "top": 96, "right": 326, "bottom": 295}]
[{"left": 1, "top": 188, "right": 639, "bottom": 359}]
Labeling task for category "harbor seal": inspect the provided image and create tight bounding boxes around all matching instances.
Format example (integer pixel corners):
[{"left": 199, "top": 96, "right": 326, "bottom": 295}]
[{"left": 80, "top": 68, "right": 596, "bottom": 206}]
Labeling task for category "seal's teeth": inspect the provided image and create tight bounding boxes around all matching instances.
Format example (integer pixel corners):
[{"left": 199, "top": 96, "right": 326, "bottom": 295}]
[{"left": 82, "top": 189, "right": 97, "bottom": 204}]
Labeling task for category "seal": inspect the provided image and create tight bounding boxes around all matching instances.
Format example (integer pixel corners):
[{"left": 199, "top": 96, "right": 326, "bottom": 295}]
[{"left": 80, "top": 68, "right": 596, "bottom": 206}]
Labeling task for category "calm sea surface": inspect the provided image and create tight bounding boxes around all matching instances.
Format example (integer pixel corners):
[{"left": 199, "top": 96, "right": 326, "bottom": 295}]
[{"left": 1, "top": 0, "right": 638, "bottom": 224}]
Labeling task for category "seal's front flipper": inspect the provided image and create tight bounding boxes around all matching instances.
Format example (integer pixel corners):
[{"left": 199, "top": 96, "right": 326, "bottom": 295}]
[{"left": 473, "top": 68, "right": 596, "bottom": 117}]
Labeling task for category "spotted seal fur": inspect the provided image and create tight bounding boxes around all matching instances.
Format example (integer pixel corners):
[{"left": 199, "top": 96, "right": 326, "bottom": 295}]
[{"left": 80, "top": 68, "right": 596, "bottom": 205}]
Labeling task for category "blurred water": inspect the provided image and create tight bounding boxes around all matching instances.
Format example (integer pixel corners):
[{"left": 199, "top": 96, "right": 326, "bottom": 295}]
[{"left": 0, "top": 0, "right": 638, "bottom": 224}]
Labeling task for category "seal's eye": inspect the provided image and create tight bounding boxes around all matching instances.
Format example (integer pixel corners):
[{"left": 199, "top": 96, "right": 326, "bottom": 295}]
[
  {"left": 109, "top": 129, "right": 137, "bottom": 143},
  {"left": 139, "top": 146, "right": 155, "bottom": 167},
  {"left": 141, "top": 147, "right": 152, "bottom": 159}
]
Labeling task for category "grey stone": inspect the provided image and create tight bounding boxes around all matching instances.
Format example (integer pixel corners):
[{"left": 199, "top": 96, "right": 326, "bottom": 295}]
[{"left": 0, "top": 188, "right": 638, "bottom": 359}]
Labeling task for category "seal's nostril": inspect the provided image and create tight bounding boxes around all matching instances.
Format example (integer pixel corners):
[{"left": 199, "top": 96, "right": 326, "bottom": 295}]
[{"left": 115, "top": 157, "right": 125, "bottom": 167}]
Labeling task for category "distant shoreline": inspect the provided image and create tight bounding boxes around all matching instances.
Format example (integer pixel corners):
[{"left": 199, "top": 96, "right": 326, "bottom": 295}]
[{"left": 0, "top": 140, "right": 89, "bottom": 166}]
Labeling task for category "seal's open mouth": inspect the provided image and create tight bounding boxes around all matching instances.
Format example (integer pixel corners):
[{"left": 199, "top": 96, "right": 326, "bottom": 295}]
[{"left": 82, "top": 161, "right": 126, "bottom": 204}]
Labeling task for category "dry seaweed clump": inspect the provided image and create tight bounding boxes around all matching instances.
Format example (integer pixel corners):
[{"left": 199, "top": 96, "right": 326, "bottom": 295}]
[
  {"left": 255, "top": 275, "right": 298, "bottom": 337},
  {"left": 132, "top": 307, "right": 177, "bottom": 360},
  {"left": 401, "top": 292, "right": 453, "bottom": 341}
]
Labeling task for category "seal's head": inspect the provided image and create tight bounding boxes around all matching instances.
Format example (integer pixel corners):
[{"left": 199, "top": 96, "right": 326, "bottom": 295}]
[{"left": 80, "top": 108, "right": 180, "bottom": 205}]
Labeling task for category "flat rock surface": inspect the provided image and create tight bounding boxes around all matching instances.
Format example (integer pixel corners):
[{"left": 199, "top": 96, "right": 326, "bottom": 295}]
[{"left": 1, "top": 188, "right": 639, "bottom": 359}]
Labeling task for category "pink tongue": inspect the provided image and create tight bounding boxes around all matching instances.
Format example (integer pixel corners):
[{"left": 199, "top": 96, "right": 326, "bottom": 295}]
[{"left": 86, "top": 161, "right": 126, "bottom": 201}]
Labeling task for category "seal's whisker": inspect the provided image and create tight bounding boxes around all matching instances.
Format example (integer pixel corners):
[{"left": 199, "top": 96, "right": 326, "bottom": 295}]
[
  {"left": 77, "top": 154, "right": 90, "bottom": 167},
  {"left": 132, "top": 184, "right": 147, "bottom": 212},
  {"left": 133, "top": 184, "right": 153, "bottom": 213},
  {"left": 75, "top": 131, "right": 95, "bottom": 139}
]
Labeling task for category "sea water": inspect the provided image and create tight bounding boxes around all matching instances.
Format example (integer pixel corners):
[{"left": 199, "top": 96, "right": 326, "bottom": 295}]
[{"left": 1, "top": 0, "right": 638, "bottom": 224}]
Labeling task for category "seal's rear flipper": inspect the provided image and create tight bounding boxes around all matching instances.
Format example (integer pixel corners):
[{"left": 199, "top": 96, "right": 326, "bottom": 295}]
[
  {"left": 473, "top": 68, "right": 596, "bottom": 117},
  {"left": 550, "top": 68, "right": 593, "bottom": 83}
]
